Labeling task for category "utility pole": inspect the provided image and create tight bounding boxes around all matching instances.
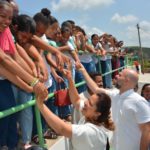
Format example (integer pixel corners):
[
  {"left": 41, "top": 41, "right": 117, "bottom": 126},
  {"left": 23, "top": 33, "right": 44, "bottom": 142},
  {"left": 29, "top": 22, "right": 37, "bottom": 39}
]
[{"left": 136, "top": 23, "right": 144, "bottom": 73}]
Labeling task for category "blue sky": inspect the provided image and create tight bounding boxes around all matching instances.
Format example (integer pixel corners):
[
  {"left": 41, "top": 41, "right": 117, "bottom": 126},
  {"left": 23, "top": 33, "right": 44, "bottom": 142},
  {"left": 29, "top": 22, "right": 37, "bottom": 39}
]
[{"left": 16, "top": 0, "right": 150, "bottom": 47}]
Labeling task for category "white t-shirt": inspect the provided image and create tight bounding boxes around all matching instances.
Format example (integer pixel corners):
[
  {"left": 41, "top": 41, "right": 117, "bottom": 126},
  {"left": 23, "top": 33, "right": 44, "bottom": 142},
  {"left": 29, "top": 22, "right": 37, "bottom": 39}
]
[
  {"left": 94, "top": 42, "right": 107, "bottom": 62},
  {"left": 71, "top": 117, "right": 109, "bottom": 150},
  {"left": 103, "top": 43, "right": 113, "bottom": 59},
  {"left": 107, "top": 89, "right": 150, "bottom": 150},
  {"left": 78, "top": 52, "right": 93, "bottom": 63},
  {"left": 41, "top": 34, "right": 52, "bottom": 88},
  {"left": 63, "top": 41, "right": 75, "bottom": 66}
]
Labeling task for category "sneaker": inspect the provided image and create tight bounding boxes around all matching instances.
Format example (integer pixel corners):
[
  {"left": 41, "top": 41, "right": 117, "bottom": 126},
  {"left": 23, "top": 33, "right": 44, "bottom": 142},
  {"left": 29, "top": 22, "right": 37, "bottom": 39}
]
[
  {"left": 24, "top": 144, "right": 32, "bottom": 150},
  {"left": 22, "top": 143, "right": 32, "bottom": 150}
]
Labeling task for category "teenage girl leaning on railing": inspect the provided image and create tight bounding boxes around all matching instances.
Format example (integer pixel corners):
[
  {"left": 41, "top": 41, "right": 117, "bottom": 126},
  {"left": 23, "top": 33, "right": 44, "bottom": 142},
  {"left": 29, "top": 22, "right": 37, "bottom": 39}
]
[{"left": 0, "top": 1, "right": 48, "bottom": 149}]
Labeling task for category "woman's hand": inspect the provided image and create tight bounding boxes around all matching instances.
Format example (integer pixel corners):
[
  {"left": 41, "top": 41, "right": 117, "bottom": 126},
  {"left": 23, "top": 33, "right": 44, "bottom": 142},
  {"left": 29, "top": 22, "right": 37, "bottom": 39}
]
[
  {"left": 36, "top": 95, "right": 44, "bottom": 108},
  {"left": 33, "top": 82, "right": 48, "bottom": 101},
  {"left": 61, "top": 69, "right": 72, "bottom": 80},
  {"left": 54, "top": 75, "right": 64, "bottom": 83},
  {"left": 35, "top": 61, "right": 48, "bottom": 82},
  {"left": 75, "top": 62, "right": 85, "bottom": 72},
  {"left": 55, "top": 52, "right": 64, "bottom": 69}
]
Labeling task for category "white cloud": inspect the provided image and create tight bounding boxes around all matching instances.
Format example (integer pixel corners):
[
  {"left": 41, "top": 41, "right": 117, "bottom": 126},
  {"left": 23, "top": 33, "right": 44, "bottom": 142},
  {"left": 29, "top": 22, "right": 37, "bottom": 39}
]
[
  {"left": 81, "top": 25, "right": 104, "bottom": 36},
  {"left": 111, "top": 13, "right": 139, "bottom": 24},
  {"left": 140, "top": 21, "right": 150, "bottom": 35},
  {"left": 126, "top": 21, "right": 150, "bottom": 47},
  {"left": 51, "top": 0, "right": 114, "bottom": 11}
]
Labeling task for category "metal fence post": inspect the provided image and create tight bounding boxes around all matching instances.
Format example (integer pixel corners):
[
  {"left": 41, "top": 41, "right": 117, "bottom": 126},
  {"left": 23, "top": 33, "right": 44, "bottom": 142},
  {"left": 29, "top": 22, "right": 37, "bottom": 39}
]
[
  {"left": 98, "top": 56, "right": 102, "bottom": 73},
  {"left": 34, "top": 104, "right": 46, "bottom": 148}
]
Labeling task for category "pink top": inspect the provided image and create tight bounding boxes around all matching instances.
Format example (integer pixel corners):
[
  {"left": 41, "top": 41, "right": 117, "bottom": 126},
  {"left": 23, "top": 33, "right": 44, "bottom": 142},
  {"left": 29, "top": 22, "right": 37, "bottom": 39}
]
[{"left": 0, "top": 27, "right": 15, "bottom": 55}]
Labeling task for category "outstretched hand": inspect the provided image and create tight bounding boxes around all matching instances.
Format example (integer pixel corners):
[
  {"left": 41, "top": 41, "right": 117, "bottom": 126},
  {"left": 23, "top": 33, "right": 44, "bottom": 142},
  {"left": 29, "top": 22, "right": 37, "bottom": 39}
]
[
  {"left": 75, "top": 62, "right": 85, "bottom": 72},
  {"left": 56, "top": 53, "right": 71, "bottom": 71},
  {"left": 60, "top": 69, "right": 72, "bottom": 81},
  {"left": 55, "top": 52, "right": 64, "bottom": 70},
  {"left": 33, "top": 82, "right": 48, "bottom": 101}
]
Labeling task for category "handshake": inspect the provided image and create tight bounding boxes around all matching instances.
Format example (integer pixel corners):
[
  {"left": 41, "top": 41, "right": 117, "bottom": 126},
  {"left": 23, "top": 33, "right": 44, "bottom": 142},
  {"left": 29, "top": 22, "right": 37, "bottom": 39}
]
[{"left": 30, "top": 78, "right": 48, "bottom": 102}]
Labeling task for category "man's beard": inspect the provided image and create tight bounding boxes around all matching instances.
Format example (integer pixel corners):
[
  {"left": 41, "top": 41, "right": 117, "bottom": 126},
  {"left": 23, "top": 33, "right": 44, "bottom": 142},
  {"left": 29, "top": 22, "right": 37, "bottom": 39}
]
[{"left": 115, "top": 83, "right": 121, "bottom": 89}]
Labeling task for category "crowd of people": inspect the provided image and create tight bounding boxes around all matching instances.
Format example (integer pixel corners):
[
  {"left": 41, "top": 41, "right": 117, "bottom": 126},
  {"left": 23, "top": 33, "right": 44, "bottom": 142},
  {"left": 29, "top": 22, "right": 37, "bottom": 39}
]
[{"left": 0, "top": 0, "right": 150, "bottom": 150}]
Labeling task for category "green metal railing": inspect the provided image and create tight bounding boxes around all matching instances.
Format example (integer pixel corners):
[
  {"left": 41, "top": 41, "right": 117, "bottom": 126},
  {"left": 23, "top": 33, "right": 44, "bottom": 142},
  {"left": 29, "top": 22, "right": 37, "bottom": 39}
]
[{"left": 0, "top": 55, "right": 132, "bottom": 148}]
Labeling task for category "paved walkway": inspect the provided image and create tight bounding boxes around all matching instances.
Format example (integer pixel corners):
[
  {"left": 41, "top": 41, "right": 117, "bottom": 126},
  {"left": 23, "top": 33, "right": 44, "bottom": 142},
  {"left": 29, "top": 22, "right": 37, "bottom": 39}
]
[
  {"left": 139, "top": 73, "right": 150, "bottom": 83},
  {"left": 138, "top": 73, "right": 150, "bottom": 93}
]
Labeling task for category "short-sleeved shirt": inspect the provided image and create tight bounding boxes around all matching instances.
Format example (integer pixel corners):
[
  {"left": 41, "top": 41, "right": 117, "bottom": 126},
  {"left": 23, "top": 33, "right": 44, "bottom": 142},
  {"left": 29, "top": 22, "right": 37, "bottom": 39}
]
[
  {"left": 71, "top": 117, "right": 109, "bottom": 150},
  {"left": 40, "top": 35, "right": 52, "bottom": 88},
  {"left": 106, "top": 89, "right": 150, "bottom": 150},
  {"left": 0, "top": 27, "right": 16, "bottom": 80},
  {"left": 0, "top": 27, "right": 15, "bottom": 55}
]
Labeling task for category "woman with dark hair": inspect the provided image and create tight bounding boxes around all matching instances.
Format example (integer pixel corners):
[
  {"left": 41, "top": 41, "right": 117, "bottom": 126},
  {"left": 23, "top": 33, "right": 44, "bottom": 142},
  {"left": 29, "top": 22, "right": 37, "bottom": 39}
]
[
  {"left": 11, "top": 14, "right": 64, "bottom": 69},
  {"left": 36, "top": 69, "right": 115, "bottom": 150},
  {"left": 0, "top": 1, "right": 48, "bottom": 149},
  {"left": 141, "top": 83, "right": 150, "bottom": 106},
  {"left": 33, "top": 8, "right": 51, "bottom": 37}
]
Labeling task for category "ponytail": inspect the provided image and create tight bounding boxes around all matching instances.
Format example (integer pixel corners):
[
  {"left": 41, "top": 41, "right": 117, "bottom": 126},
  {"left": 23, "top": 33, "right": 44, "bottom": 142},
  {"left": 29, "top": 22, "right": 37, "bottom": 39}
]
[
  {"left": 95, "top": 93, "right": 115, "bottom": 131},
  {"left": 103, "top": 111, "right": 115, "bottom": 131}
]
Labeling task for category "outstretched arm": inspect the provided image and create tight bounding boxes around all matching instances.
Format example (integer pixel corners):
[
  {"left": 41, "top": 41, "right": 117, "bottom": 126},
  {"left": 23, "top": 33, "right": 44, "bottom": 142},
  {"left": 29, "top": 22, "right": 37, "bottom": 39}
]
[
  {"left": 15, "top": 43, "right": 37, "bottom": 77},
  {"left": 0, "top": 64, "right": 33, "bottom": 93},
  {"left": 31, "top": 35, "right": 63, "bottom": 68},
  {"left": 0, "top": 49, "right": 35, "bottom": 84},
  {"left": 63, "top": 69, "right": 81, "bottom": 110},
  {"left": 0, "top": 49, "right": 48, "bottom": 99},
  {"left": 76, "top": 62, "right": 106, "bottom": 94},
  {"left": 36, "top": 97, "right": 72, "bottom": 138}
]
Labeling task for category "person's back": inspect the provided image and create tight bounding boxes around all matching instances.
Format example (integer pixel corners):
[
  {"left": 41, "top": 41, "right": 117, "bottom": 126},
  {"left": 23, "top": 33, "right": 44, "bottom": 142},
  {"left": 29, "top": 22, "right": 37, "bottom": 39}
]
[{"left": 71, "top": 121, "right": 109, "bottom": 150}]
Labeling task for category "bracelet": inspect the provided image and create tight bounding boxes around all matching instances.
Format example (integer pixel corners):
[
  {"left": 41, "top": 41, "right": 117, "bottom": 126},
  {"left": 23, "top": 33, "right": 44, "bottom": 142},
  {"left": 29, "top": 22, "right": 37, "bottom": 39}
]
[{"left": 30, "top": 78, "right": 39, "bottom": 87}]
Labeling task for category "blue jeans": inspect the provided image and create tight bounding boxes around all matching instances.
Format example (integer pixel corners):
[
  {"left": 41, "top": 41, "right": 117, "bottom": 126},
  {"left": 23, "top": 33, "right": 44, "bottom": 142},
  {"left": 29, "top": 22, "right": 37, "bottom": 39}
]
[
  {"left": 63, "top": 63, "right": 76, "bottom": 87},
  {"left": 120, "top": 58, "right": 125, "bottom": 70},
  {"left": 105, "top": 59, "right": 112, "bottom": 88},
  {"left": 82, "top": 61, "right": 96, "bottom": 73},
  {"left": 12, "top": 85, "right": 33, "bottom": 144},
  {"left": 54, "top": 72, "right": 72, "bottom": 119},
  {"left": 32, "top": 78, "right": 59, "bottom": 135},
  {"left": 75, "top": 61, "right": 96, "bottom": 93},
  {"left": 96, "top": 62, "right": 102, "bottom": 73},
  {"left": 75, "top": 69, "right": 86, "bottom": 93},
  {"left": 42, "top": 80, "right": 58, "bottom": 131},
  {"left": 55, "top": 63, "right": 75, "bottom": 119},
  {"left": 100, "top": 60, "right": 107, "bottom": 88},
  {"left": 0, "top": 80, "right": 18, "bottom": 148}
]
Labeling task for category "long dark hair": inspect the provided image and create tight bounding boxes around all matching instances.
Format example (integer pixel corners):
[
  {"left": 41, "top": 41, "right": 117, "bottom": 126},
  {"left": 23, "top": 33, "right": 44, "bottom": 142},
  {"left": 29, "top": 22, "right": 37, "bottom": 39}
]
[
  {"left": 95, "top": 93, "right": 115, "bottom": 131},
  {"left": 16, "top": 14, "right": 36, "bottom": 34},
  {"left": 33, "top": 8, "right": 51, "bottom": 27}
]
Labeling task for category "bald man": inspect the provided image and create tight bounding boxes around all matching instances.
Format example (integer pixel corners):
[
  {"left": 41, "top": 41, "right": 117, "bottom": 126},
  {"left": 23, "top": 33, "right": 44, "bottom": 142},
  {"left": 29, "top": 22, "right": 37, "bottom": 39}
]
[{"left": 76, "top": 64, "right": 150, "bottom": 150}]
